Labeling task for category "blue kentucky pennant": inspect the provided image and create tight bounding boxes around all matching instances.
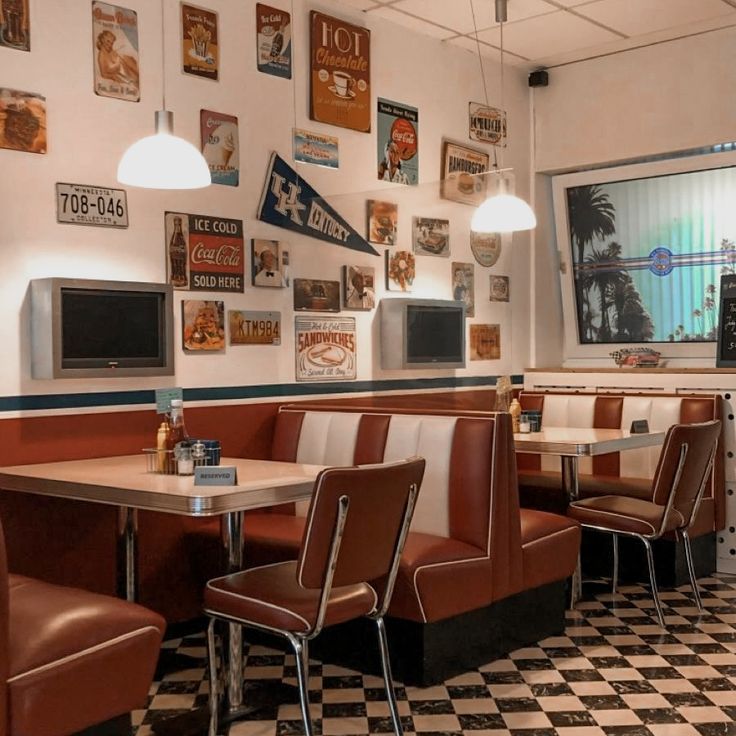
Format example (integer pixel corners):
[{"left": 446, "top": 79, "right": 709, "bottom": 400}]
[{"left": 258, "top": 152, "right": 379, "bottom": 256}]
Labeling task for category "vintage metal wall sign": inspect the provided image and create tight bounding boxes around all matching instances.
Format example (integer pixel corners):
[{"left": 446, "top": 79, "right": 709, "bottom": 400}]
[
  {"left": 295, "top": 316, "right": 356, "bottom": 382},
  {"left": 181, "top": 3, "right": 219, "bottom": 81},
  {"left": 56, "top": 183, "right": 128, "bottom": 227},
  {"left": 470, "top": 231, "right": 502, "bottom": 267},
  {"left": 440, "top": 141, "right": 489, "bottom": 206},
  {"left": 229, "top": 310, "right": 281, "bottom": 346},
  {"left": 258, "top": 152, "right": 378, "bottom": 255},
  {"left": 165, "top": 211, "right": 244, "bottom": 292},
  {"left": 469, "top": 102, "right": 506, "bottom": 146},
  {"left": 256, "top": 3, "right": 291, "bottom": 79},
  {"left": 310, "top": 11, "right": 370, "bottom": 132}
]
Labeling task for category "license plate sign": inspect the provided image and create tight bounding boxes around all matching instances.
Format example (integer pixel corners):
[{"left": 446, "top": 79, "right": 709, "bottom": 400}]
[{"left": 55, "top": 183, "right": 129, "bottom": 228}]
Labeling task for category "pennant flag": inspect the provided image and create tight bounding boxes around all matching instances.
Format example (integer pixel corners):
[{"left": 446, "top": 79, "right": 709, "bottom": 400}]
[{"left": 258, "top": 152, "right": 379, "bottom": 256}]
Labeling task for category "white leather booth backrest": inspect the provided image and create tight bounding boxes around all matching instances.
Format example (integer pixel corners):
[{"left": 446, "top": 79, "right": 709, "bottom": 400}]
[
  {"left": 295, "top": 411, "right": 362, "bottom": 467},
  {"left": 382, "top": 415, "right": 457, "bottom": 538},
  {"left": 619, "top": 396, "right": 682, "bottom": 479},
  {"left": 291, "top": 411, "right": 458, "bottom": 537},
  {"left": 293, "top": 412, "right": 362, "bottom": 515},
  {"left": 539, "top": 394, "right": 596, "bottom": 475}
]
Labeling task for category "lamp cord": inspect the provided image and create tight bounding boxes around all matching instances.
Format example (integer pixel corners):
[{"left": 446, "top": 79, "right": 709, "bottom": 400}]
[
  {"left": 470, "top": 0, "right": 490, "bottom": 110},
  {"left": 160, "top": 0, "right": 166, "bottom": 111},
  {"left": 471, "top": 1, "right": 499, "bottom": 171},
  {"left": 290, "top": 0, "right": 299, "bottom": 189}
]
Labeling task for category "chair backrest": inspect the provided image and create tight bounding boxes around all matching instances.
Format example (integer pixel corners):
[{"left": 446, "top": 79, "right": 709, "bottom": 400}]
[
  {"left": 651, "top": 420, "right": 721, "bottom": 529},
  {"left": 296, "top": 458, "right": 426, "bottom": 603}
]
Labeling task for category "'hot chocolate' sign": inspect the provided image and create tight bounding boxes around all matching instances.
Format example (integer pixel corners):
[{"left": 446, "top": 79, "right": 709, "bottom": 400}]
[{"left": 309, "top": 11, "right": 370, "bottom": 133}]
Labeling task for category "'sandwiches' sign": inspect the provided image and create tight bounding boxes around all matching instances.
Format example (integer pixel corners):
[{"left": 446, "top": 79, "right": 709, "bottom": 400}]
[
  {"left": 295, "top": 316, "right": 356, "bottom": 382},
  {"left": 258, "top": 152, "right": 378, "bottom": 255},
  {"left": 309, "top": 10, "right": 370, "bottom": 132}
]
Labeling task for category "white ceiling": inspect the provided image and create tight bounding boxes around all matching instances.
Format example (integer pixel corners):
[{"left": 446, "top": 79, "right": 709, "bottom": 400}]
[{"left": 333, "top": 0, "right": 736, "bottom": 68}]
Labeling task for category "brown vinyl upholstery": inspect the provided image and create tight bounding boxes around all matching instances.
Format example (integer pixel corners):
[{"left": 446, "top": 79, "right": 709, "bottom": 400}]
[
  {"left": 243, "top": 406, "right": 581, "bottom": 626},
  {"left": 568, "top": 420, "right": 721, "bottom": 626},
  {"left": 0, "top": 521, "right": 165, "bottom": 736},
  {"left": 517, "top": 391, "right": 725, "bottom": 534},
  {"left": 205, "top": 458, "right": 426, "bottom": 736}
]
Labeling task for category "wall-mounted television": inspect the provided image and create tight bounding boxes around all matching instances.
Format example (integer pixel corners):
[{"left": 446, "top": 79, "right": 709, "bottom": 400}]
[
  {"left": 381, "top": 298, "right": 465, "bottom": 369},
  {"left": 31, "top": 278, "right": 174, "bottom": 378}
]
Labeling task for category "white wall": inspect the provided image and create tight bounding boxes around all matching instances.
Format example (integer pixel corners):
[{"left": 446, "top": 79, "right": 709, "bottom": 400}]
[
  {"left": 0, "top": 0, "right": 531, "bottom": 404},
  {"left": 529, "top": 26, "right": 736, "bottom": 369}
]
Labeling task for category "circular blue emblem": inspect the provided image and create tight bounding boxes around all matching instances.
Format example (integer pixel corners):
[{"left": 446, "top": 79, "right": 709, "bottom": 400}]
[{"left": 648, "top": 247, "right": 673, "bottom": 276}]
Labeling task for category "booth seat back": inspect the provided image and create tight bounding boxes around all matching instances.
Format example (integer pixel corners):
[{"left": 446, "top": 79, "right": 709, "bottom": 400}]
[
  {"left": 518, "top": 391, "right": 724, "bottom": 528},
  {"left": 273, "top": 406, "right": 521, "bottom": 571}
]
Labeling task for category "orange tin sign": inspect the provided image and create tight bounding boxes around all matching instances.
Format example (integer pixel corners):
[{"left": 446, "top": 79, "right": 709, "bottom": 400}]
[{"left": 309, "top": 11, "right": 370, "bottom": 133}]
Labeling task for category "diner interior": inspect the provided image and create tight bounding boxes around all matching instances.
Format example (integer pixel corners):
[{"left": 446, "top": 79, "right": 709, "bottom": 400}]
[{"left": 2, "top": 0, "right": 736, "bottom": 735}]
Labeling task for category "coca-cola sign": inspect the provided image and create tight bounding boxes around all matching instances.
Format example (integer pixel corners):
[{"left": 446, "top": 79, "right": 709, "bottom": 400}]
[{"left": 165, "top": 212, "right": 244, "bottom": 292}]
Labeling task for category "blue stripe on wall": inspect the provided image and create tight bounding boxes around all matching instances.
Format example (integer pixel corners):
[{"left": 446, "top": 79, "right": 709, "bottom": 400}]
[{"left": 0, "top": 375, "right": 524, "bottom": 413}]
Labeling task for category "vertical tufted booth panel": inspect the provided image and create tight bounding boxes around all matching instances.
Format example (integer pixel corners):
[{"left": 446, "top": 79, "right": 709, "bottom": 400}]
[
  {"left": 517, "top": 391, "right": 725, "bottom": 533},
  {"left": 383, "top": 415, "right": 457, "bottom": 537},
  {"left": 539, "top": 395, "right": 596, "bottom": 475}
]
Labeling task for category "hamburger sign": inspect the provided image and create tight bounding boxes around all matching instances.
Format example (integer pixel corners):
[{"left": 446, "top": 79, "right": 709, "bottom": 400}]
[{"left": 440, "top": 140, "right": 490, "bottom": 206}]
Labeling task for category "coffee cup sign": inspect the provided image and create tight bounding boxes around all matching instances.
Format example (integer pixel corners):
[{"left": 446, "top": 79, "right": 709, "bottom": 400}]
[
  {"left": 332, "top": 71, "right": 354, "bottom": 98},
  {"left": 309, "top": 10, "right": 370, "bottom": 132}
]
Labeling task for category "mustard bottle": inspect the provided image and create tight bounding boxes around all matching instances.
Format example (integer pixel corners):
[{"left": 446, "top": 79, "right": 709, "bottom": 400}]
[
  {"left": 509, "top": 398, "right": 522, "bottom": 434},
  {"left": 156, "top": 420, "right": 169, "bottom": 473}
]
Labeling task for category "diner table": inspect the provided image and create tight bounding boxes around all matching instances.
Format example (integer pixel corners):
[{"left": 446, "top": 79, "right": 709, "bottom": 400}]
[
  {"left": 513, "top": 426, "right": 666, "bottom": 500},
  {"left": 0, "top": 454, "right": 324, "bottom": 728}
]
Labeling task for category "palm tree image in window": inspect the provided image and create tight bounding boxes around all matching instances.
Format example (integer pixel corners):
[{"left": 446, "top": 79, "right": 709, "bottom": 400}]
[{"left": 569, "top": 185, "right": 653, "bottom": 344}]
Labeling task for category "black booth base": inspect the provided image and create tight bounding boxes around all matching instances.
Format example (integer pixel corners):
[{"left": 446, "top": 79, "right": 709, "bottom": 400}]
[
  {"left": 74, "top": 714, "right": 132, "bottom": 736},
  {"left": 581, "top": 529, "right": 716, "bottom": 588},
  {"left": 310, "top": 580, "right": 567, "bottom": 687}
]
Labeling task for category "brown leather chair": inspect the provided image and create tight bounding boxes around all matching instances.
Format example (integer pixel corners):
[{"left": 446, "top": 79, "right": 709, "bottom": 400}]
[
  {"left": 2, "top": 519, "right": 166, "bottom": 736},
  {"left": 204, "top": 457, "right": 426, "bottom": 736},
  {"left": 568, "top": 420, "right": 721, "bottom": 628}
]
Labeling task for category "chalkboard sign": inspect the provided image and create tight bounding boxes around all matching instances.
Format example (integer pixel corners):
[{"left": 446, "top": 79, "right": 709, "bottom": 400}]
[{"left": 716, "top": 274, "right": 736, "bottom": 367}]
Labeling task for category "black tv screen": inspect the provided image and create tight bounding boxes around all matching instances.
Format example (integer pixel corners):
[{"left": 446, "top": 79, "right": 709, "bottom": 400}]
[
  {"left": 61, "top": 288, "right": 167, "bottom": 368},
  {"left": 406, "top": 304, "right": 464, "bottom": 364}
]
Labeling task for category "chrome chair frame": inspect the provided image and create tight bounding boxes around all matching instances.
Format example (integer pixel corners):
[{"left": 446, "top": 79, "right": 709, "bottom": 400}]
[
  {"left": 581, "top": 440, "right": 717, "bottom": 628},
  {"left": 205, "top": 482, "right": 419, "bottom": 736}
]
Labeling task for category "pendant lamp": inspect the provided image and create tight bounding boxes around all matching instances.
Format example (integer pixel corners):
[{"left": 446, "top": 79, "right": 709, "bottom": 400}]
[
  {"left": 117, "top": 1, "right": 210, "bottom": 189},
  {"left": 470, "top": 0, "right": 535, "bottom": 234}
]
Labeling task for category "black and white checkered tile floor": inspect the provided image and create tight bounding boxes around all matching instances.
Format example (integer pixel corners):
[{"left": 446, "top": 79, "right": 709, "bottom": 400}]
[{"left": 136, "top": 575, "right": 736, "bottom": 735}]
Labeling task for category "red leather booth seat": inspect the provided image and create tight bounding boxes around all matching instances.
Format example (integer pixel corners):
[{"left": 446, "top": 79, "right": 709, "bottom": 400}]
[
  {"left": 244, "top": 406, "right": 581, "bottom": 625},
  {"left": 2, "top": 523, "right": 165, "bottom": 736},
  {"left": 517, "top": 392, "right": 725, "bottom": 537}
]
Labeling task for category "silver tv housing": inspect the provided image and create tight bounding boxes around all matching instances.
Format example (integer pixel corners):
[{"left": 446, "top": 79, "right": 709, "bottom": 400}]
[
  {"left": 380, "top": 298, "right": 466, "bottom": 370},
  {"left": 31, "top": 277, "right": 175, "bottom": 379}
]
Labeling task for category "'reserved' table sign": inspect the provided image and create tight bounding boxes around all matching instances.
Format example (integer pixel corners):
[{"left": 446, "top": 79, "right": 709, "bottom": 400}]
[{"left": 195, "top": 466, "right": 237, "bottom": 486}]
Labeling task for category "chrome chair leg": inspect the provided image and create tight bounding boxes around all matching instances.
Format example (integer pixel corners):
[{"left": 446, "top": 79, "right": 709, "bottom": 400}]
[
  {"left": 375, "top": 616, "right": 404, "bottom": 736},
  {"left": 206, "top": 618, "right": 220, "bottom": 736},
  {"left": 681, "top": 529, "right": 704, "bottom": 613},
  {"left": 288, "top": 634, "right": 314, "bottom": 736},
  {"left": 612, "top": 533, "right": 619, "bottom": 595},
  {"left": 641, "top": 537, "right": 666, "bottom": 627}
]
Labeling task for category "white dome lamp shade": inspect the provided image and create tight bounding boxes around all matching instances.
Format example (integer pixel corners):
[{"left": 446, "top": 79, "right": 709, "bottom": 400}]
[
  {"left": 117, "top": 110, "right": 211, "bottom": 189},
  {"left": 470, "top": 178, "right": 537, "bottom": 234},
  {"left": 469, "top": 0, "right": 536, "bottom": 235},
  {"left": 116, "top": 0, "right": 211, "bottom": 190}
]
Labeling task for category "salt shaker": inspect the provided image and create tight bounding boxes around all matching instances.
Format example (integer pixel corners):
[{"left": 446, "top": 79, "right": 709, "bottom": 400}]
[{"left": 175, "top": 443, "right": 194, "bottom": 476}]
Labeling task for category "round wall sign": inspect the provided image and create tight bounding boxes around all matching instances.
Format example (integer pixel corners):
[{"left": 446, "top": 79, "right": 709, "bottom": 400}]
[{"left": 470, "top": 231, "right": 502, "bottom": 267}]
